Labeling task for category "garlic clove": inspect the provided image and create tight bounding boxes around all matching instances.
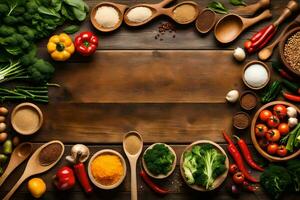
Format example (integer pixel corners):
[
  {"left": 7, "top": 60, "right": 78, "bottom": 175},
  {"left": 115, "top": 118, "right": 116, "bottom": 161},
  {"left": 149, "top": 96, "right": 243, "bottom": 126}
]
[
  {"left": 233, "top": 47, "right": 246, "bottom": 62},
  {"left": 288, "top": 117, "right": 298, "bottom": 128},
  {"left": 287, "top": 107, "right": 297, "bottom": 118},
  {"left": 226, "top": 90, "right": 239, "bottom": 103}
]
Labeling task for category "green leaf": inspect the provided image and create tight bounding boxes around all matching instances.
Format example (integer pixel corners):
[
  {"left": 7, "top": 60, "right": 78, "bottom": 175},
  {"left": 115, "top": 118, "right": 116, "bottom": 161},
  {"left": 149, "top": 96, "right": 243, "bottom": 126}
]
[
  {"left": 61, "top": 5, "right": 75, "bottom": 20},
  {"left": 229, "top": 0, "right": 247, "bottom": 6},
  {"left": 5, "top": 46, "right": 22, "bottom": 55},
  {"left": 72, "top": 7, "right": 86, "bottom": 21},
  {"left": 51, "top": 0, "right": 62, "bottom": 12},
  {"left": 64, "top": 0, "right": 85, "bottom": 11},
  {"left": 208, "top": 1, "right": 228, "bottom": 14},
  {"left": 63, "top": 25, "right": 80, "bottom": 34},
  {"left": 38, "top": 6, "right": 61, "bottom": 18}
]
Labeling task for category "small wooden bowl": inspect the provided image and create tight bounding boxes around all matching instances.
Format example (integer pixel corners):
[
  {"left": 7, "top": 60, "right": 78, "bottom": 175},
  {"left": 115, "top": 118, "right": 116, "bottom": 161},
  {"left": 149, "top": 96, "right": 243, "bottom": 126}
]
[
  {"left": 11, "top": 103, "right": 43, "bottom": 135},
  {"left": 88, "top": 149, "right": 127, "bottom": 189},
  {"left": 242, "top": 60, "right": 270, "bottom": 90},
  {"left": 232, "top": 111, "right": 251, "bottom": 130},
  {"left": 180, "top": 140, "right": 229, "bottom": 191},
  {"left": 195, "top": 8, "right": 216, "bottom": 34},
  {"left": 251, "top": 101, "right": 300, "bottom": 162},
  {"left": 279, "top": 27, "right": 300, "bottom": 77},
  {"left": 90, "top": 2, "right": 128, "bottom": 32},
  {"left": 142, "top": 143, "right": 176, "bottom": 179},
  {"left": 169, "top": 1, "right": 200, "bottom": 25},
  {"left": 239, "top": 90, "right": 258, "bottom": 111}
]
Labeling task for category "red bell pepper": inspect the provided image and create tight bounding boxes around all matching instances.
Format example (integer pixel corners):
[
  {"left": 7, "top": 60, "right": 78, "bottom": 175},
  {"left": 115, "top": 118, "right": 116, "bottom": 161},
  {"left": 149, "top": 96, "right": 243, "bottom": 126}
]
[
  {"left": 74, "top": 32, "right": 98, "bottom": 56},
  {"left": 54, "top": 166, "right": 76, "bottom": 190}
]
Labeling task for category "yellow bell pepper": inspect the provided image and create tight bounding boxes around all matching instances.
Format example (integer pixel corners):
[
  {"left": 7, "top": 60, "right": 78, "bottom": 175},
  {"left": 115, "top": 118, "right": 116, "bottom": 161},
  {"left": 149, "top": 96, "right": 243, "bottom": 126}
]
[
  {"left": 47, "top": 33, "right": 75, "bottom": 61},
  {"left": 28, "top": 178, "right": 46, "bottom": 198}
]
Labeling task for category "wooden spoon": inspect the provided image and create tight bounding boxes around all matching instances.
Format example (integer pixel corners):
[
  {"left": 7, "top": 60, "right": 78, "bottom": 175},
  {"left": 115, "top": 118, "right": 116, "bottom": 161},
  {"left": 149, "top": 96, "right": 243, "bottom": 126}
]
[
  {"left": 0, "top": 143, "right": 33, "bottom": 187},
  {"left": 123, "top": 131, "right": 143, "bottom": 200},
  {"left": 258, "top": 14, "right": 300, "bottom": 61},
  {"left": 3, "top": 140, "right": 64, "bottom": 200},
  {"left": 124, "top": 0, "right": 175, "bottom": 27},
  {"left": 196, "top": 0, "right": 270, "bottom": 34},
  {"left": 214, "top": 9, "right": 272, "bottom": 44},
  {"left": 90, "top": 2, "right": 128, "bottom": 32}
]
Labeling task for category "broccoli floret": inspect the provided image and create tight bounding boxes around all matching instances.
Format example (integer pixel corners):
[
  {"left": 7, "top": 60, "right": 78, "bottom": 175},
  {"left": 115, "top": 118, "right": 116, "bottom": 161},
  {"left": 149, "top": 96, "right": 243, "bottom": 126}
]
[
  {"left": 183, "top": 151, "right": 198, "bottom": 184},
  {"left": 0, "top": 25, "right": 16, "bottom": 36},
  {"left": 143, "top": 144, "right": 175, "bottom": 176},
  {"left": 18, "top": 26, "right": 36, "bottom": 41},
  {"left": 28, "top": 59, "right": 55, "bottom": 83},
  {"left": 260, "top": 165, "right": 292, "bottom": 199}
]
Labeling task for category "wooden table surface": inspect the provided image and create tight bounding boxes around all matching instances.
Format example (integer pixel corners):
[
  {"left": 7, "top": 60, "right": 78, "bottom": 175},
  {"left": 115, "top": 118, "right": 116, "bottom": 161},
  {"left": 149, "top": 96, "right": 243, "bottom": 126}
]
[{"left": 1, "top": 0, "right": 299, "bottom": 199}]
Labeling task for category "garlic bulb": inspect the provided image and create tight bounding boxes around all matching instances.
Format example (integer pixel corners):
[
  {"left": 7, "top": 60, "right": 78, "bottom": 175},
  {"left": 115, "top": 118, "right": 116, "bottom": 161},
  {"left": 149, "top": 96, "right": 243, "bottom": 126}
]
[
  {"left": 288, "top": 117, "right": 298, "bottom": 128},
  {"left": 233, "top": 47, "right": 246, "bottom": 62},
  {"left": 226, "top": 90, "right": 239, "bottom": 103},
  {"left": 287, "top": 107, "right": 297, "bottom": 118}
]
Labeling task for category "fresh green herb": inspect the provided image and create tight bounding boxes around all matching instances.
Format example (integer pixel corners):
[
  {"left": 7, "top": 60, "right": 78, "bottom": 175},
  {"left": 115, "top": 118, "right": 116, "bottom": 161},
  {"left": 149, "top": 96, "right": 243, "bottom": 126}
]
[
  {"left": 261, "top": 80, "right": 282, "bottom": 104},
  {"left": 208, "top": 1, "right": 228, "bottom": 14},
  {"left": 287, "top": 159, "right": 300, "bottom": 192},
  {"left": 229, "top": 0, "right": 247, "bottom": 6},
  {"left": 281, "top": 123, "right": 300, "bottom": 152},
  {"left": 260, "top": 165, "right": 293, "bottom": 199},
  {"left": 63, "top": 25, "right": 80, "bottom": 34},
  {"left": 143, "top": 144, "right": 175, "bottom": 176},
  {"left": 183, "top": 144, "right": 227, "bottom": 189}
]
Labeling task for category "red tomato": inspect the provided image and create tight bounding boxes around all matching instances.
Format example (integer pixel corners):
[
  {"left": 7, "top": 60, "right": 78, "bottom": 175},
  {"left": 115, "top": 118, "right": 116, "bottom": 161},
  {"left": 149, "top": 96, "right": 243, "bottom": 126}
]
[
  {"left": 229, "top": 164, "right": 239, "bottom": 174},
  {"left": 258, "top": 138, "right": 269, "bottom": 149},
  {"left": 273, "top": 104, "right": 287, "bottom": 119},
  {"left": 267, "top": 115, "right": 280, "bottom": 128},
  {"left": 233, "top": 172, "right": 245, "bottom": 185},
  {"left": 255, "top": 124, "right": 268, "bottom": 137},
  {"left": 277, "top": 145, "right": 288, "bottom": 157},
  {"left": 265, "top": 129, "right": 281, "bottom": 142},
  {"left": 259, "top": 110, "right": 272, "bottom": 121},
  {"left": 267, "top": 143, "right": 278, "bottom": 155},
  {"left": 244, "top": 40, "right": 252, "bottom": 49},
  {"left": 278, "top": 123, "right": 290, "bottom": 136}
]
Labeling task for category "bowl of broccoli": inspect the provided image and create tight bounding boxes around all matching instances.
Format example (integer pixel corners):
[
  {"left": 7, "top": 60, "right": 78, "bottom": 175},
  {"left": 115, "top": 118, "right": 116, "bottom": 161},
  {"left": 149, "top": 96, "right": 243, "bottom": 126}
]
[
  {"left": 142, "top": 143, "right": 177, "bottom": 179},
  {"left": 180, "top": 140, "right": 229, "bottom": 191}
]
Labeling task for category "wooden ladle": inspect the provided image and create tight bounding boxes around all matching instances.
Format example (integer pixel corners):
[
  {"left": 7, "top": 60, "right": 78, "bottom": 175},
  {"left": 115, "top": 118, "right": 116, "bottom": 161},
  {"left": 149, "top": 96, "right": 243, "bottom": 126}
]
[
  {"left": 123, "top": 131, "right": 143, "bottom": 200},
  {"left": 0, "top": 143, "right": 33, "bottom": 187},
  {"left": 3, "top": 140, "right": 64, "bottom": 200},
  {"left": 214, "top": 9, "right": 272, "bottom": 44},
  {"left": 258, "top": 14, "right": 300, "bottom": 61},
  {"left": 124, "top": 0, "right": 175, "bottom": 27}
]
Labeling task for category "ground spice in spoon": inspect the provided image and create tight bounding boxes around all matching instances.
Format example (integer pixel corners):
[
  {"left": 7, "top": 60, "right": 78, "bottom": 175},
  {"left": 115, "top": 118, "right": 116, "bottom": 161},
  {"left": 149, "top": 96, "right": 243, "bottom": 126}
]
[
  {"left": 173, "top": 4, "right": 197, "bottom": 23},
  {"left": 39, "top": 143, "right": 63, "bottom": 166},
  {"left": 124, "top": 134, "right": 142, "bottom": 155}
]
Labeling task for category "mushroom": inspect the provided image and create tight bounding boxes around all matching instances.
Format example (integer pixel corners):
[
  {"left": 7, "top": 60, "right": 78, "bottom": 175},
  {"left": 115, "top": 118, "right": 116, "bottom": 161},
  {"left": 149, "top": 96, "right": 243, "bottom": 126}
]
[{"left": 66, "top": 144, "right": 90, "bottom": 164}]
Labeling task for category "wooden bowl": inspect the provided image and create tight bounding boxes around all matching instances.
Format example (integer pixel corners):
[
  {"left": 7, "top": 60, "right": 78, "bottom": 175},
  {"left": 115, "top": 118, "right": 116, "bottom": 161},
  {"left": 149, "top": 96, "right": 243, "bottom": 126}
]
[
  {"left": 90, "top": 2, "right": 128, "bottom": 32},
  {"left": 88, "top": 149, "right": 127, "bottom": 189},
  {"left": 251, "top": 101, "right": 300, "bottom": 162},
  {"left": 242, "top": 60, "right": 270, "bottom": 90},
  {"left": 180, "top": 140, "right": 229, "bottom": 191},
  {"left": 11, "top": 103, "right": 43, "bottom": 135},
  {"left": 232, "top": 111, "right": 251, "bottom": 130},
  {"left": 239, "top": 90, "right": 258, "bottom": 111},
  {"left": 142, "top": 143, "right": 176, "bottom": 179},
  {"left": 196, "top": 8, "right": 216, "bottom": 34},
  {"left": 279, "top": 27, "right": 300, "bottom": 77}
]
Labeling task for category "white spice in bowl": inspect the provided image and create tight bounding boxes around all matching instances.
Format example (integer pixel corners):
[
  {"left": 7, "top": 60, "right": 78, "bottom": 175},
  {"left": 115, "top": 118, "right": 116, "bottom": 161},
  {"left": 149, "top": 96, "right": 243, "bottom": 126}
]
[
  {"left": 95, "top": 6, "right": 120, "bottom": 28},
  {"left": 243, "top": 63, "right": 269, "bottom": 89},
  {"left": 126, "top": 7, "right": 152, "bottom": 23}
]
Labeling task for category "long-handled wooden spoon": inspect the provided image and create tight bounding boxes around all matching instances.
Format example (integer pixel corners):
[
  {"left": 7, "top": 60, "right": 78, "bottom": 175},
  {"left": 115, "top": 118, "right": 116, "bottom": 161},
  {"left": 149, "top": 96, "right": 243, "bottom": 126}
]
[
  {"left": 3, "top": 140, "right": 64, "bottom": 200},
  {"left": 123, "top": 131, "right": 143, "bottom": 200},
  {"left": 232, "top": 0, "right": 270, "bottom": 15},
  {"left": 214, "top": 9, "right": 272, "bottom": 44},
  {"left": 0, "top": 143, "right": 33, "bottom": 187},
  {"left": 258, "top": 14, "right": 300, "bottom": 61}
]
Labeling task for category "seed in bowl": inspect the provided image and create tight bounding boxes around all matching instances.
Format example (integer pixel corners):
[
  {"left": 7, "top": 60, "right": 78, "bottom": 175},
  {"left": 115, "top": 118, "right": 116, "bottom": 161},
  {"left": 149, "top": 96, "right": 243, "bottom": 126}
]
[{"left": 284, "top": 31, "right": 300, "bottom": 72}]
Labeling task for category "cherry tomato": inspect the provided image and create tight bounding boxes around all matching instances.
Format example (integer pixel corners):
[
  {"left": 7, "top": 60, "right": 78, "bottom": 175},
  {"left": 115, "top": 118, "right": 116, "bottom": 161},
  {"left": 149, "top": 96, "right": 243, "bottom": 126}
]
[
  {"left": 233, "top": 172, "right": 245, "bottom": 185},
  {"left": 273, "top": 104, "right": 287, "bottom": 119},
  {"left": 259, "top": 110, "right": 272, "bottom": 121},
  {"left": 267, "top": 143, "right": 278, "bottom": 155},
  {"left": 244, "top": 40, "right": 252, "bottom": 49},
  {"left": 277, "top": 145, "right": 288, "bottom": 157},
  {"left": 267, "top": 115, "right": 280, "bottom": 128},
  {"left": 278, "top": 123, "right": 289, "bottom": 136},
  {"left": 265, "top": 129, "right": 281, "bottom": 142},
  {"left": 255, "top": 124, "right": 268, "bottom": 137},
  {"left": 229, "top": 164, "right": 239, "bottom": 174},
  {"left": 258, "top": 138, "right": 269, "bottom": 149}
]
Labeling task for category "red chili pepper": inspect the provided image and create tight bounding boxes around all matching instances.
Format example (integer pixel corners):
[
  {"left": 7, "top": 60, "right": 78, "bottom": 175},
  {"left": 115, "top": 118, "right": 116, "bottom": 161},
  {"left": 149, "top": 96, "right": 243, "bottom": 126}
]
[
  {"left": 251, "top": 24, "right": 276, "bottom": 49},
  {"left": 54, "top": 166, "right": 76, "bottom": 191},
  {"left": 140, "top": 170, "right": 169, "bottom": 195},
  {"left": 74, "top": 163, "right": 93, "bottom": 193},
  {"left": 257, "top": 30, "right": 276, "bottom": 50},
  {"left": 233, "top": 135, "right": 264, "bottom": 172},
  {"left": 222, "top": 131, "right": 259, "bottom": 183},
  {"left": 250, "top": 26, "right": 269, "bottom": 43},
  {"left": 282, "top": 91, "right": 300, "bottom": 102},
  {"left": 74, "top": 31, "right": 98, "bottom": 56},
  {"left": 242, "top": 181, "right": 259, "bottom": 192},
  {"left": 272, "top": 61, "right": 295, "bottom": 81}
]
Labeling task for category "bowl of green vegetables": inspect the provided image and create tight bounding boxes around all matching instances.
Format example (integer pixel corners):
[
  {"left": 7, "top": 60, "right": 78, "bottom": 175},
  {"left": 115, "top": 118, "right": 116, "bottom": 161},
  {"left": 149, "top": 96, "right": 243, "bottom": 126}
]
[
  {"left": 142, "top": 143, "right": 177, "bottom": 179},
  {"left": 180, "top": 140, "right": 229, "bottom": 191}
]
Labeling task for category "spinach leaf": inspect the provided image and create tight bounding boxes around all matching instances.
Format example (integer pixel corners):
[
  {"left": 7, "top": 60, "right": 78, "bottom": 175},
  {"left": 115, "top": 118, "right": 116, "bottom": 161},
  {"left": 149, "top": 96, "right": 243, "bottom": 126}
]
[
  {"left": 64, "top": 0, "right": 85, "bottom": 11},
  {"left": 72, "top": 7, "right": 86, "bottom": 21},
  {"left": 208, "top": 1, "right": 228, "bottom": 14},
  {"left": 38, "top": 6, "right": 61, "bottom": 18},
  {"left": 229, "top": 0, "right": 247, "bottom": 6},
  {"left": 5, "top": 46, "right": 22, "bottom": 56},
  {"left": 61, "top": 5, "right": 75, "bottom": 20},
  {"left": 63, "top": 25, "right": 80, "bottom": 34},
  {"left": 51, "top": 0, "right": 62, "bottom": 12}
]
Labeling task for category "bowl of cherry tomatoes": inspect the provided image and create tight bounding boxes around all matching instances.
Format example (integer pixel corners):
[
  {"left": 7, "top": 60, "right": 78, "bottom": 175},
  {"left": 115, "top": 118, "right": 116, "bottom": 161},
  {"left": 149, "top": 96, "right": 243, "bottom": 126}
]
[{"left": 251, "top": 101, "right": 300, "bottom": 162}]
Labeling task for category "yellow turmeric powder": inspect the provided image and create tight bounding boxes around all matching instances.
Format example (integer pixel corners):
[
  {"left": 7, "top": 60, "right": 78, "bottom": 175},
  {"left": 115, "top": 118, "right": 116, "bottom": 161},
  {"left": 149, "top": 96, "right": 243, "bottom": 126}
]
[{"left": 91, "top": 154, "right": 124, "bottom": 186}]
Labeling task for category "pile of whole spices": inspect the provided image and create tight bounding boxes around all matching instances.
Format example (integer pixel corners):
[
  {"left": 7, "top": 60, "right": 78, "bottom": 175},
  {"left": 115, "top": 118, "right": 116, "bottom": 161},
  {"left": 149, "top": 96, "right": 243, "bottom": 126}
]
[
  {"left": 155, "top": 22, "right": 176, "bottom": 41},
  {"left": 240, "top": 91, "right": 257, "bottom": 110},
  {"left": 233, "top": 112, "right": 250, "bottom": 130},
  {"left": 284, "top": 31, "right": 300, "bottom": 72}
]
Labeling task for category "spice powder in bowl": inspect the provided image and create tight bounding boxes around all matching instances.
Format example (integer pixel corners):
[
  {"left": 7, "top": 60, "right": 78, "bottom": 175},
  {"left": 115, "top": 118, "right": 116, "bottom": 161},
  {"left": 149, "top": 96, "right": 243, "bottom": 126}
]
[
  {"left": 173, "top": 4, "right": 197, "bottom": 24},
  {"left": 233, "top": 112, "right": 250, "bottom": 130},
  {"left": 240, "top": 91, "right": 258, "bottom": 111},
  {"left": 126, "top": 7, "right": 153, "bottom": 23},
  {"left": 284, "top": 31, "right": 300, "bottom": 73},
  {"left": 95, "top": 6, "right": 120, "bottom": 28}
]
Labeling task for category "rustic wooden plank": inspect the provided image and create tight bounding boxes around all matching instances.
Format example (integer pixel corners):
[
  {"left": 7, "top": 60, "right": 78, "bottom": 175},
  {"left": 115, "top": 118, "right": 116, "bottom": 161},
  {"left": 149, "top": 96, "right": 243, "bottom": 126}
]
[{"left": 49, "top": 50, "right": 249, "bottom": 103}]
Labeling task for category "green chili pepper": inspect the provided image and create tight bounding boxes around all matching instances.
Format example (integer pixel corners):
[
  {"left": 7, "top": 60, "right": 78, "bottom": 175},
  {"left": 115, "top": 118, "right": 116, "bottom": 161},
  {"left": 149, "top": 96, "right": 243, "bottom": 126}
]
[
  {"left": 3, "top": 140, "right": 12, "bottom": 154},
  {"left": 261, "top": 80, "right": 282, "bottom": 104}
]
